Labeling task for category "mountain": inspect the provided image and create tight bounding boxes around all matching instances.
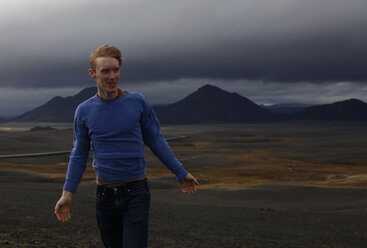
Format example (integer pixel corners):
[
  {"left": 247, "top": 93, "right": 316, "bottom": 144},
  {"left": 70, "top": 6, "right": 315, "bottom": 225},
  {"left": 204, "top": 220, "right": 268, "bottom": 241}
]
[
  {"left": 264, "top": 103, "right": 315, "bottom": 115},
  {"left": 10, "top": 84, "right": 280, "bottom": 123},
  {"left": 291, "top": 99, "right": 367, "bottom": 121},
  {"left": 11, "top": 87, "right": 97, "bottom": 122},
  {"left": 9, "top": 84, "right": 367, "bottom": 123},
  {"left": 154, "top": 84, "right": 281, "bottom": 124}
]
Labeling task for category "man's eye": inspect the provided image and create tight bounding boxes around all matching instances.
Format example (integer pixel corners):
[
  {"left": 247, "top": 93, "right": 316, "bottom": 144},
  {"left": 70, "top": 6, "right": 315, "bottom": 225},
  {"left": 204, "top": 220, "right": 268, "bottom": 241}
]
[{"left": 113, "top": 68, "right": 119, "bottom": 73}]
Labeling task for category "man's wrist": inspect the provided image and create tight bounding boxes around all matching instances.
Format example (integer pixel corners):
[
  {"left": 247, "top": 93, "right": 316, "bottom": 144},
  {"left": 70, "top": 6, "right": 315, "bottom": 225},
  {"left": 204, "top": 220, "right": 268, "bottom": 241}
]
[
  {"left": 177, "top": 170, "right": 189, "bottom": 182},
  {"left": 62, "top": 190, "right": 73, "bottom": 198}
]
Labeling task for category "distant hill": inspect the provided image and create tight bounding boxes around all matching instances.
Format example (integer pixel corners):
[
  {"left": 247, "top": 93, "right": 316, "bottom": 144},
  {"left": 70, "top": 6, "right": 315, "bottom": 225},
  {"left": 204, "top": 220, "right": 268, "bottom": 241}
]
[
  {"left": 11, "top": 87, "right": 97, "bottom": 123},
  {"left": 8, "top": 85, "right": 367, "bottom": 123},
  {"left": 291, "top": 99, "right": 367, "bottom": 121},
  {"left": 264, "top": 103, "right": 315, "bottom": 115},
  {"left": 28, "top": 126, "right": 56, "bottom": 132},
  {"left": 10, "top": 84, "right": 281, "bottom": 124},
  {"left": 154, "top": 84, "right": 281, "bottom": 124}
]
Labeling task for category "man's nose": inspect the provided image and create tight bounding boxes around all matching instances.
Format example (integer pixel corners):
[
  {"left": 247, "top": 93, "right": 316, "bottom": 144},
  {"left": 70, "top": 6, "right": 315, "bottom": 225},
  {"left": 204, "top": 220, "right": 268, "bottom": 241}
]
[{"left": 108, "top": 71, "right": 117, "bottom": 78}]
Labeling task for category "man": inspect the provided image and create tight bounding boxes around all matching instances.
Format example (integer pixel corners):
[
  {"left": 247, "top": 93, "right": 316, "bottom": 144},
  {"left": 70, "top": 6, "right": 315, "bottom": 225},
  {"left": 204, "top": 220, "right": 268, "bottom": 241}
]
[{"left": 55, "top": 44, "right": 199, "bottom": 248}]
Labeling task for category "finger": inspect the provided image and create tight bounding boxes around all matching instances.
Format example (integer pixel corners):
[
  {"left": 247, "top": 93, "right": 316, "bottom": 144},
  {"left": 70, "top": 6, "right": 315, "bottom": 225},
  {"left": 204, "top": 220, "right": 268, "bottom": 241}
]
[
  {"left": 57, "top": 212, "right": 66, "bottom": 222},
  {"left": 61, "top": 212, "right": 69, "bottom": 222},
  {"left": 186, "top": 174, "right": 199, "bottom": 185},
  {"left": 63, "top": 211, "right": 71, "bottom": 221},
  {"left": 193, "top": 178, "right": 200, "bottom": 185},
  {"left": 66, "top": 211, "right": 71, "bottom": 221},
  {"left": 190, "top": 185, "right": 197, "bottom": 194},
  {"left": 55, "top": 204, "right": 60, "bottom": 214},
  {"left": 59, "top": 212, "right": 65, "bottom": 222},
  {"left": 56, "top": 210, "right": 69, "bottom": 222},
  {"left": 56, "top": 212, "right": 62, "bottom": 221},
  {"left": 189, "top": 181, "right": 196, "bottom": 190},
  {"left": 55, "top": 204, "right": 63, "bottom": 215},
  {"left": 184, "top": 186, "right": 194, "bottom": 194}
]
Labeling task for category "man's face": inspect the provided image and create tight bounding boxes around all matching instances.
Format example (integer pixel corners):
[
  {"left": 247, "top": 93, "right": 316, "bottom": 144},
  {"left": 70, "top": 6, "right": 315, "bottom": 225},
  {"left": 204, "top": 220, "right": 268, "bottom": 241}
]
[{"left": 89, "top": 57, "right": 120, "bottom": 95}]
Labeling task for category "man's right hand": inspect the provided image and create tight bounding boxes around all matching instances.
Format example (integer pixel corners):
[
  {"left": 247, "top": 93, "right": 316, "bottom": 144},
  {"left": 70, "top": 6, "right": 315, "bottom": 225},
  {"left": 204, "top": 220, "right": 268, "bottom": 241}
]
[{"left": 55, "top": 190, "right": 73, "bottom": 223}]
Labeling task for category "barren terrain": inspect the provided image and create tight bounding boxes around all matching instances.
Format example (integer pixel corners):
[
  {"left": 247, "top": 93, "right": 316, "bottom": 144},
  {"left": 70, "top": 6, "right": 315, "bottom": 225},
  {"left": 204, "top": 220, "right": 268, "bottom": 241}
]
[{"left": 1, "top": 122, "right": 367, "bottom": 247}]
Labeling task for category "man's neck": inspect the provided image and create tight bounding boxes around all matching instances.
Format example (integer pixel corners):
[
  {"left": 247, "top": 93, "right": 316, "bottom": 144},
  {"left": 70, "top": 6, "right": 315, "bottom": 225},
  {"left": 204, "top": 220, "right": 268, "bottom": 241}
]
[{"left": 97, "top": 89, "right": 121, "bottom": 100}]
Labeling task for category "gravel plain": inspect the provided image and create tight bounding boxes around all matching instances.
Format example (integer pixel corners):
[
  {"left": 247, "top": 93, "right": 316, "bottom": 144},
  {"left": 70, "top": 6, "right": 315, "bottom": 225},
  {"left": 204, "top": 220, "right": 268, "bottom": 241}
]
[{"left": 1, "top": 170, "right": 367, "bottom": 248}]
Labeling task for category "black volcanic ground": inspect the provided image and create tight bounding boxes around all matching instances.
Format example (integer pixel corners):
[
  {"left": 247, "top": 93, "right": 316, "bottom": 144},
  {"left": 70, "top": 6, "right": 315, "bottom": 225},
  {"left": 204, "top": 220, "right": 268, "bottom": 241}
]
[
  {"left": 1, "top": 170, "right": 367, "bottom": 248},
  {"left": 1, "top": 122, "right": 367, "bottom": 247}
]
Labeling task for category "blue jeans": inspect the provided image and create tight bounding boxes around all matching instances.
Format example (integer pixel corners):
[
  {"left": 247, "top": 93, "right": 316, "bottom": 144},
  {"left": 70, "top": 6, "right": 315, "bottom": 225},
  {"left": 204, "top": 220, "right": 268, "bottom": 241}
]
[{"left": 95, "top": 178, "right": 150, "bottom": 248}]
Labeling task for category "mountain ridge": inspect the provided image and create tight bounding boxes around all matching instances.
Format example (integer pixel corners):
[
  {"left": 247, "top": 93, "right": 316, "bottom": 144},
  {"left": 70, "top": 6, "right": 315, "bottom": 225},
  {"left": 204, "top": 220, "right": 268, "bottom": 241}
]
[
  {"left": 154, "top": 84, "right": 280, "bottom": 123},
  {"left": 11, "top": 87, "right": 97, "bottom": 123},
  {"left": 6, "top": 85, "right": 367, "bottom": 123},
  {"left": 292, "top": 98, "right": 367, "bottom": 121}
]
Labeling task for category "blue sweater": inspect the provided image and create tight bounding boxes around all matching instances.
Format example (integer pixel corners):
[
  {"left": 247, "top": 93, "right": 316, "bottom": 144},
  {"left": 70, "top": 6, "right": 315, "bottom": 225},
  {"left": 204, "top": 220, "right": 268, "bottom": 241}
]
[{"left": 63, "top": 92, "right": 188, "bottom": 193}]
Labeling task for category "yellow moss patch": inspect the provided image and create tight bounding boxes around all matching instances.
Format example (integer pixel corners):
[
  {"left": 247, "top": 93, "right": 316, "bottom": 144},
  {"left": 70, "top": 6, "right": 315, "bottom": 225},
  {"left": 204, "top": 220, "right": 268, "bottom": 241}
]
[{"left": 2, "top": 149, "right": 367, "bottom": 190}]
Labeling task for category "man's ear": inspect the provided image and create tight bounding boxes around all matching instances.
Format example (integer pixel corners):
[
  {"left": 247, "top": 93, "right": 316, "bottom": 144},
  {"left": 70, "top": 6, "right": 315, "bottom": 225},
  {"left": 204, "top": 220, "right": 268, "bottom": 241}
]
[{"left": 88, "top": 68, "right": 96, "bottom": 78}]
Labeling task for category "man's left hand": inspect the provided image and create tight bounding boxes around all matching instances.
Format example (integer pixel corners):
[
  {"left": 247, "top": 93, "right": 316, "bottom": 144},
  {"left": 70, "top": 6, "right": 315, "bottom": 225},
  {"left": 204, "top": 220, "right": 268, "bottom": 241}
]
[{"left": 180, "top": 173, "right": 199, "bottom": 194}]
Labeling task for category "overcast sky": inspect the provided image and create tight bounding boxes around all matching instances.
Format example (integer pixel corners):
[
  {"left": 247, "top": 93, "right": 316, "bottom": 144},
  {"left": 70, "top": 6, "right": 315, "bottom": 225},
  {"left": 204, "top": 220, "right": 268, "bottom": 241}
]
[{"left": 1, "top": 0, "right": 367, "bottom": 116}]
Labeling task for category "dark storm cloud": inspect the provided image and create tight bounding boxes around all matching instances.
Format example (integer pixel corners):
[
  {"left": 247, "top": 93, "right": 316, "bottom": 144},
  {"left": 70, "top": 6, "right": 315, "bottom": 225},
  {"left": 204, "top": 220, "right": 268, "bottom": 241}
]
[{"left": 0, "top": 0, "right": 367, "bottom": 88}]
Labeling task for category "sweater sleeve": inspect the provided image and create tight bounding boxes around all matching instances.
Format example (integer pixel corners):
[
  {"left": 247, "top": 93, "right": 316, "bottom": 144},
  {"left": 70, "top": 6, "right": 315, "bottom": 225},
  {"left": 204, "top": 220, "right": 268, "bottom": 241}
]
[
  {"left": 140, "top": 96, "right": 188, "bottom": 181},
  {"left": 63, "top": 107, "right": 91, "bottom": 193}
]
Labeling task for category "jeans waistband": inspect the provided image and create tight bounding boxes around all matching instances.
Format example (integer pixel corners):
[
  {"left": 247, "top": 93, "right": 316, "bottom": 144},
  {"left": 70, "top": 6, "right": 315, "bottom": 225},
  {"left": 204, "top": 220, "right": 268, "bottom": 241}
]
[
  {"left": 96, "top": 176, "right": 147, "bottom": 187},
  {"left": 96, "top": 178, "right": 148, "bottom": 197}
]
